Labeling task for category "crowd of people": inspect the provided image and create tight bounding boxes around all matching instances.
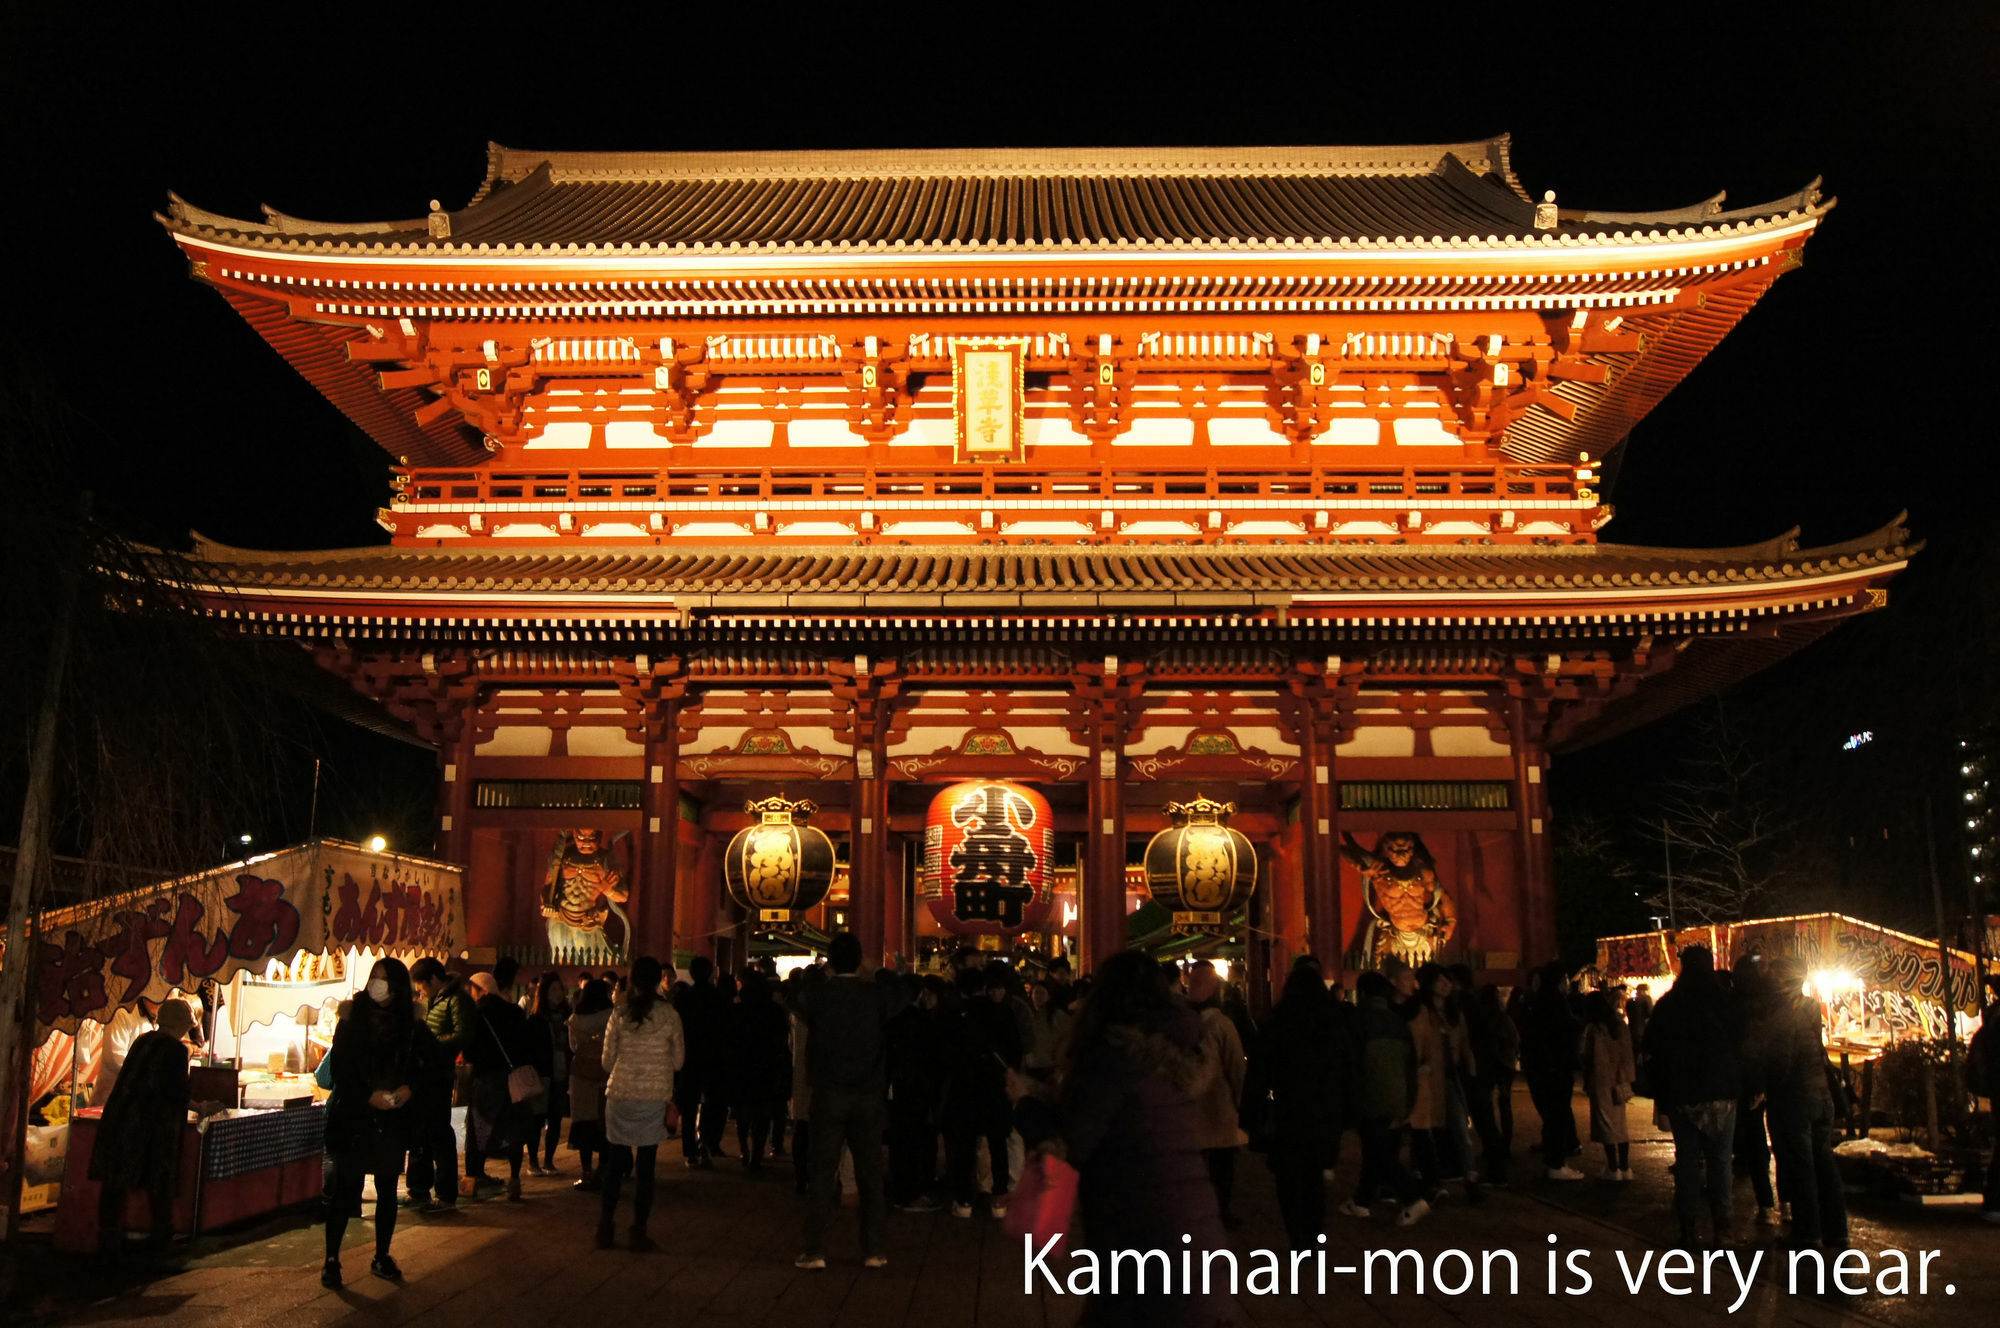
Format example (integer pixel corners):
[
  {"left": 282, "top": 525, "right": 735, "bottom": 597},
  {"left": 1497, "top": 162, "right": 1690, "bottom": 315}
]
[{"left": 79, "top": 937, "right": 2000, "bottom": 1316}]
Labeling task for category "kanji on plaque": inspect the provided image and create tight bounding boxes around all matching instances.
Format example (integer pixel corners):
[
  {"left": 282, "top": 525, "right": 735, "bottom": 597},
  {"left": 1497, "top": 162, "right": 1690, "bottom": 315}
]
[{"left": 952, "top": 343, "right": 1023, "bottom": 463}]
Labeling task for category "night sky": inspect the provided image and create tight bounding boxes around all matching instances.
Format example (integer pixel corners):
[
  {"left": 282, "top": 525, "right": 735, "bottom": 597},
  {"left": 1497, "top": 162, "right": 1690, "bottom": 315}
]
[{"left": 6, "top": 12, "right": 1991, "bottom": 898}]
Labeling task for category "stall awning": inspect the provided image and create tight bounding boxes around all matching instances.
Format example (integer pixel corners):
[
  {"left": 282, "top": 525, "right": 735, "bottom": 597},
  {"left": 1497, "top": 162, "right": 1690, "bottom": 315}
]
[{"left": 26, "top": 840, "right": 465, "bottom": 1045}]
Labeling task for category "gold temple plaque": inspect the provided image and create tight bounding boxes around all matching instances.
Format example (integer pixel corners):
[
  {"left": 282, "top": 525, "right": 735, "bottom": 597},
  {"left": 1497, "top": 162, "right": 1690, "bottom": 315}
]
[{"left": 952, "top": 341, "right": 1025, "bottom": 463}]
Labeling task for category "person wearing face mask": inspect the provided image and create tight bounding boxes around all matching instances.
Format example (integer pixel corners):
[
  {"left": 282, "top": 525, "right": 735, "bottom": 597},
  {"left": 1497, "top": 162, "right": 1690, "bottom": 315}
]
[{"left": 320, "top": 959, "right": 439, "bottom": 1287}]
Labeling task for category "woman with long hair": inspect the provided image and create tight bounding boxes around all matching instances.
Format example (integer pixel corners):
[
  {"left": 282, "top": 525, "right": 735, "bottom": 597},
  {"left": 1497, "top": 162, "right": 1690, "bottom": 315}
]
[
  {"left": 1581, "top": 987, "right": 1636, "bottom": 1179},
  {"left": 1010, "top": 950, "right": 1227, "bottom": 1328},
  {"left": 321, "top": 958, "right": 438, "bottom": 1287},
  {"left": 568, "top": 979, "right": 615, "bottom": 1188},
  {"left": 599, "top": 956, "right": 685, "bottom": 1250}
]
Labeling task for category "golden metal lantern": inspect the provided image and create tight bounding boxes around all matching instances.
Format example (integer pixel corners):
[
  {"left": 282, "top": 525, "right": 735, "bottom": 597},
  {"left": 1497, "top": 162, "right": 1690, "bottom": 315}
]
[
  {"left": 723, "top": 795, "right": 835, "bottom": 930},
  {"left": 1143, "top": 795, "right": 1257, "bottom": 933}
]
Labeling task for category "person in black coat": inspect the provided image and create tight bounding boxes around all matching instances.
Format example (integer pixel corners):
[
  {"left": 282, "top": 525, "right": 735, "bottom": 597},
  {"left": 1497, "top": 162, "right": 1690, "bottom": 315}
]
[
  {"left": 1519, "top": 962, "right": 1585, "bottom": 1179},
  {"left": 941, "top": 964, "right": 1023, "bottom": 1216},
  {"left": 885, "top": 974, "right": 946, "bottom": 1208},
  {"left": 727, "top": 973, "right": 792, "bottom": 1171},
  {"left": 673, "top": 956, "right": 729, "bottom": 1165},
  {"left": 1244, "top": 966, "right": 1353, "bottom": 1251},
  {"left": 464, "top": 970, "right": 534, "bottom": 1199},
  {"left": 321, "top": 959, "right": 438, "bottom": 1287},
  {"left": 1641, "top": 944, "right": 1745, "bottom": 1247},
  {"left": 1745, "top": 956, "right": 1848, "bottom": 1250},
  {"left": 91, "top": 999, "right": 198, "bottom": 1264}
]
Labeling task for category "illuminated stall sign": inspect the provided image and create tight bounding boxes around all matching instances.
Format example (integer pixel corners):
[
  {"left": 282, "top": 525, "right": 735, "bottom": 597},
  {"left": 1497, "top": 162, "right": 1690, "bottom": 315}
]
[{"left": 27, "top": 840, "right": 463, "bottom": 1043}]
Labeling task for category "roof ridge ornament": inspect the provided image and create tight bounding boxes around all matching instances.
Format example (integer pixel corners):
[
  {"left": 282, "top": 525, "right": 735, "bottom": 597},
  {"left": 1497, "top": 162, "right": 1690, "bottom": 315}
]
[
  {"left": 428, "top": 200, "right": 451, "bottom": 240},
  {"left": 1534, "top": 191, "right": 1558, "bottom": 231}
]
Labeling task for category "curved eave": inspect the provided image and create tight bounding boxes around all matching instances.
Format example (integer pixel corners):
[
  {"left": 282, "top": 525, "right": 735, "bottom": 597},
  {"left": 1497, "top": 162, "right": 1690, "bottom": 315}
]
[
  {"left": 179, "top": 527, "right": 1910, "bottom": 631},
  {"left": 160, "top": 209, "right": 1826, "bottom": 281}
]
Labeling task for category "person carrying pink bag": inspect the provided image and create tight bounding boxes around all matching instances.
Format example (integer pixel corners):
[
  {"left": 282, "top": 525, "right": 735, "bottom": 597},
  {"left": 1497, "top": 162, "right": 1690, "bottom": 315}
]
[{"left": 1007, "top": 953, "right": 1232, "bottom": 1327}]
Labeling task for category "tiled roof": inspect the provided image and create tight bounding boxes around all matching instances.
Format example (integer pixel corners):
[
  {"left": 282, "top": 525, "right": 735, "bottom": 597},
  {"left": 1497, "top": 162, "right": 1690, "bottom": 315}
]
[
  {"left": 188, "top": 520, "right": 1911, "bottom": 614},
  {"left": 161, "top": 138, "right": 1826, "bottom": 257}
]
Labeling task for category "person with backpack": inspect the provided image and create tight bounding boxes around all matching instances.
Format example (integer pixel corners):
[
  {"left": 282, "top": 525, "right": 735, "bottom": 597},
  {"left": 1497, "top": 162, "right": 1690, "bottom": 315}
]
[
  {"left": 407, "top": 957, "right": 474, "bottom": 1211},
  {"left": 1343, "top": 969, "right": 1428, "bottom": 1227}
]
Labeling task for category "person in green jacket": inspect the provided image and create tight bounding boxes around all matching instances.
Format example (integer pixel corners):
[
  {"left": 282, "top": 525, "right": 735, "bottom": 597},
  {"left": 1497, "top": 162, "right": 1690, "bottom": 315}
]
[
  {"left": 1340, "top": 970, "right": 1427, "bottom": 1227},
  {"left": 407, "top": 958, "right": 474, "bottom": 1210}
]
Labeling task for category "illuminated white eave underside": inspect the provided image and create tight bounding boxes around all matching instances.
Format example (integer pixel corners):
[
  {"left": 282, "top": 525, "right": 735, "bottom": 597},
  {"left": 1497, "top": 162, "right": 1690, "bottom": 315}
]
[
  {"left": 193, "top": 558, "right": 1900, "bottom": 613},
  {"left": 173, "top": 216, "right": 1818, "bottom": 278}
]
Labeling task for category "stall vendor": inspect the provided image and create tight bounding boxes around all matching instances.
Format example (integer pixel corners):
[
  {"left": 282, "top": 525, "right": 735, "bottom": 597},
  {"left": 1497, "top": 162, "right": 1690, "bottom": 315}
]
[{"left": 93, "top": 1000, "right": 158, "bottom": 1108}]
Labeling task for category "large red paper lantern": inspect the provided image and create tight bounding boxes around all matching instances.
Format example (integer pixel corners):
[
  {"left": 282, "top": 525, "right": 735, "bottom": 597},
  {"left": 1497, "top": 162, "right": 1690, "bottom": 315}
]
[{"left": 922, "top": 780, "right": 1055, "bottom": 936}]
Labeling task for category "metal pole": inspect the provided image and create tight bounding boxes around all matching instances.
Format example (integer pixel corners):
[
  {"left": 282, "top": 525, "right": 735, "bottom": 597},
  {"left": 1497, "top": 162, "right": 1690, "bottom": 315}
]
[
  {"left": 1924, "top": 793, "right": 1962, "bottom": 1149},
  {"left": 1663, "top": 816, "right": 1676, "bottom": 931},
  {"left": 307, "top": 758, "right": 322, "bottom": 841}
]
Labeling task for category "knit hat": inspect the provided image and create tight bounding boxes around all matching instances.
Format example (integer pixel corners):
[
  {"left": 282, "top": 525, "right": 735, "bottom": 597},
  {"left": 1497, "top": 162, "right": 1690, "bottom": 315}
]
[{"left": 468, "top": 971, "right": 499, "bottom": 998}]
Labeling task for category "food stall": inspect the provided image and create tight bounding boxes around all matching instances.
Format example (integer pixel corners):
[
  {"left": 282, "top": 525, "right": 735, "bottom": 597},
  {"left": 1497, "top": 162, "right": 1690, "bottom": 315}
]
[
  {"left": 14, "top": 840, "right": 463, "bottom": 1249},
  {"left": 1598, "top": 912, "right": 1986, "bottom": 1200},
  {"left": 1597, "top": 912, "right": 1984, "bottom": 1046}
]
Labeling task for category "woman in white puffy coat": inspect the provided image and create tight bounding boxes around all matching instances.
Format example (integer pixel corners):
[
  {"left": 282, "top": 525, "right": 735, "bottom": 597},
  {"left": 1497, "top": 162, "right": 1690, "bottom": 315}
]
[{"left": 597, "top": 956, "right": 684, "bottom": 1251}]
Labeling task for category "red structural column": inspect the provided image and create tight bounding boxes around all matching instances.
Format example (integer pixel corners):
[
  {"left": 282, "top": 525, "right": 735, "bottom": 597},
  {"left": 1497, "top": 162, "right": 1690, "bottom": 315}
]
[
  {"left": 1075, "top": 658, "right": 1142, "bottom": 975},
  {"left": 637, "top": 719, "right": 680, "bottom": 960},
  {"left": 1505, "top": 693, "right": 1555, "bottom": 969},
  {"left": 883, "top": 833, "right": 907, "bottom": 966},
  {"left": 1300, "top": 720, "right": 1341, "bottom": 972},
  {"left": 1288, "top": 660, "right": 1350, "bottom": 978},
  {"left": 829, "top": 657, "right": 903, "bottom": 967},
  {"left": 686, "top": 825, "right": 720, "bottom": 962},
  {"left": 1085, "top": 753, "right": 1126, "bottom": 974},
  {"left": 438, "top": 721, "right": 477, "bottom": 866},
  {"left": 851, "top": 751, "right": 889, "bottom": 965}
]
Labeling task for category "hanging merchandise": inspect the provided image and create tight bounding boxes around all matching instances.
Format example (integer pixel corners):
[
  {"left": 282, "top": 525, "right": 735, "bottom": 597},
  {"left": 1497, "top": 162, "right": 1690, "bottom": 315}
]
[
  {"left": 722, "top": 794, "right": 836, "bottom": 929},
  {"left": 1143, "top": 795, "right": 1257, "bottom": 933},
  {"left": 922, "top": 780, "right": 1056, "bottom": 937}
]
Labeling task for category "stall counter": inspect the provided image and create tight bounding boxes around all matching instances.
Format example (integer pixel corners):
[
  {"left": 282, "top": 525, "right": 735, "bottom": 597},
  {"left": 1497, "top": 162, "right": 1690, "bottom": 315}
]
[{"left": 55, "top": 1104, "right": 325, "bottom": 1253}]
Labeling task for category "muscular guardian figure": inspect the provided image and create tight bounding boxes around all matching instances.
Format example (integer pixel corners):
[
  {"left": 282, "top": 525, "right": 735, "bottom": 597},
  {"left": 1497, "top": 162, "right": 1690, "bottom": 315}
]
[
  {"left": 1341, "top": 831, "right": 1457, "bottom": 966},
  {"left": 542, "top": 829, "right": 630, "bottom": 953}
]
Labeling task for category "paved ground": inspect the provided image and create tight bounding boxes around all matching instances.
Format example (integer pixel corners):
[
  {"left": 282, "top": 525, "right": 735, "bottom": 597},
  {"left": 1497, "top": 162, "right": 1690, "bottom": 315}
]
[{"left": 6, "top": 1087, "right": 1990, "bottom": 1327}]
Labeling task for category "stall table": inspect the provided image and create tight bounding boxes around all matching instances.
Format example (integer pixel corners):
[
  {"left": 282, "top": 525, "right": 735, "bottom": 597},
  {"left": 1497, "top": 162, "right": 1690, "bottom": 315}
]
[{"left": 55, "top": 1104, "right": 325, "bottom": 1253}]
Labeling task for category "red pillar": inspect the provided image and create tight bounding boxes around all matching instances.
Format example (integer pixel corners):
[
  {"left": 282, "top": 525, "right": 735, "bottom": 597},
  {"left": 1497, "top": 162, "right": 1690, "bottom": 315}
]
[
  {"left": 1300, "top": 720, "right": 1343, "bottom": 974},
  {"left": 636, "top": 726, "right": 679, "bottom": 961},
  {"left": 1085, "top": 752, "right": 1126, "bottom": 974},
  {"left": 438, "top": 723, "right": 477, "bottom": 867},
  {"left": 687, "top": 825, "right": 720, "bottom": 961},
  {"left": 883, "top": 832, "right": 907, "bottom": 966},
  {"left": 1506, "top": 695, "right": 1553, "bottom": 970},
  {"left": 850, "top": 752, "right": 890, "bottom": 965}
]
